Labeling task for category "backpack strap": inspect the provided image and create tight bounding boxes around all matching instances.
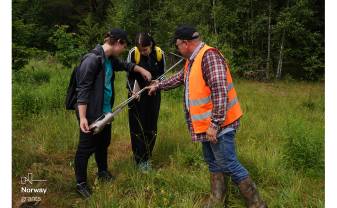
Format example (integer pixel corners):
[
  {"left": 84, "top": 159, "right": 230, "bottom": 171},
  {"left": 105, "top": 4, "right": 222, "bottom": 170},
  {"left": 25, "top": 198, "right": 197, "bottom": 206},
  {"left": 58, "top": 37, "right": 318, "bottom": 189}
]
[
  {"left": 134, "top": 47, "right": 141, "bottom": 64},
  {"left": 154, "top": 46, "right": 163, "bottom": 62}
]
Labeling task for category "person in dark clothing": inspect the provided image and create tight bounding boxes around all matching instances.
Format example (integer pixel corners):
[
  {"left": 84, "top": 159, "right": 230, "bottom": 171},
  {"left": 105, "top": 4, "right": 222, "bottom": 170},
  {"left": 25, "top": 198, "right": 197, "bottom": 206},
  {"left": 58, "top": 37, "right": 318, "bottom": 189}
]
[
  {"left": 126, "top": 32, "right": 165, "bottom": 171},
  {"left": 74, "top": 29, "right": 152, "bottom": 199}
]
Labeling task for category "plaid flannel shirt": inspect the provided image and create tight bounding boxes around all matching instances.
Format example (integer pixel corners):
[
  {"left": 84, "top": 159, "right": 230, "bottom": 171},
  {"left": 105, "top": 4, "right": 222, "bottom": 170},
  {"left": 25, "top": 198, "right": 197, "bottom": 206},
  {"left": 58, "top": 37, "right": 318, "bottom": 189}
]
[{"left": 158, "top": 42, "right": 240, "bottom": 142}]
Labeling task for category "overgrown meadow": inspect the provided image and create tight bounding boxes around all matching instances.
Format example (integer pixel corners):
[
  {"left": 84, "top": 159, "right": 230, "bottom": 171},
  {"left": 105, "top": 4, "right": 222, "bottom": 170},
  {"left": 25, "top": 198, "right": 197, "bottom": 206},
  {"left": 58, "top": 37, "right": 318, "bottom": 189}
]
[{"left": 12, "top": 58, "right": 324, "bottom": 207}]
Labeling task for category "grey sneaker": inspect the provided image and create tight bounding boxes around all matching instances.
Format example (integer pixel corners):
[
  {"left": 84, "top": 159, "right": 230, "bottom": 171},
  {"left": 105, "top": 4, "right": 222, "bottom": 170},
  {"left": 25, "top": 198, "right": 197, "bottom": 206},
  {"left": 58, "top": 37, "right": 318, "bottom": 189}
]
[
  {"left": 76, "top": 182, "right": 92, "bottom": 199},
  {"left": 138, "top": 161, "right": 152, "bottom": 173}
]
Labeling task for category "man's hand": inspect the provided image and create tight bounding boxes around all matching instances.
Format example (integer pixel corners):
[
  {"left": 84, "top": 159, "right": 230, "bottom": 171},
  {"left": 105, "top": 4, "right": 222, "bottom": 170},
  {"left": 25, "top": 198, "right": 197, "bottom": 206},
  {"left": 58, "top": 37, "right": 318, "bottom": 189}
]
[
  {"left": 206, "top": 126, "right": 218, "bottom": 144},
  {"left": 146, "top": 80, "right": 159, "bottom": 96},
  {"left": 80, "top": 117, "right": 90, "bottom": 133},
  {"left": 134, "top": 65, "right": 152, "bottom": 81}
]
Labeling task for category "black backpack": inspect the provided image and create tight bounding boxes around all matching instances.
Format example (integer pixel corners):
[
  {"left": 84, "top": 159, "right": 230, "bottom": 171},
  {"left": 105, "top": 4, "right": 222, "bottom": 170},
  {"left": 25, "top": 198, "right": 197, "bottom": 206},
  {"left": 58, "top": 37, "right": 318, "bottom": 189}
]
[{"left": 65, "top": 50, "right": 101, "bottom": 110}]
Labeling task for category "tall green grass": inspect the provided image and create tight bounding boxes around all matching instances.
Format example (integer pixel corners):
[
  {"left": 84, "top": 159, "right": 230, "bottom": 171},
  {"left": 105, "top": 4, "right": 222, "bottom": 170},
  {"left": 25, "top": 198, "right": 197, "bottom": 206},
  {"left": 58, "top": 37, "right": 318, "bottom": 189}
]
[{"left": 12, "top": 59, "right": 324, "bottom": 207}]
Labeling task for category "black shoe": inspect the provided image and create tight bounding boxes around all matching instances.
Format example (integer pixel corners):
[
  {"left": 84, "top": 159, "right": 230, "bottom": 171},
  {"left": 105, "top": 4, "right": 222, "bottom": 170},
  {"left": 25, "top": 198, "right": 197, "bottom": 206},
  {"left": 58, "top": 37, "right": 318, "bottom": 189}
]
[
  {"left": 76, "top": 182, "right": 92, "bottom": 199},
  {"left": 96, "top": 170, "right": 115, "bottom": 182}
]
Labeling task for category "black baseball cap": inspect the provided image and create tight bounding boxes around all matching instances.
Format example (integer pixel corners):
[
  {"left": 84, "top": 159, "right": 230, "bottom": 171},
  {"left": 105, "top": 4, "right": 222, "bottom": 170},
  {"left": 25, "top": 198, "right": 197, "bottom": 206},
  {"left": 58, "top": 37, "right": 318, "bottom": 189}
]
[
  {"left": 173, "top": 25, "right": 200, "bottom": 42},
  {"left": 108, "top": 28, "right": 130, "bottom": 45}
]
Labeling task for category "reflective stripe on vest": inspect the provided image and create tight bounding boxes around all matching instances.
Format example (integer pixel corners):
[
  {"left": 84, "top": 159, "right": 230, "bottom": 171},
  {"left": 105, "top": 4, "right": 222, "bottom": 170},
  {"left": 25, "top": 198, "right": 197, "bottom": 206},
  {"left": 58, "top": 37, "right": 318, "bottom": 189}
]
[
  {"left": 227, "top": 83, "right": 234, "bottom": 92},
  {"left": 190, "top": 95, "right": 211, "bottom": 106},
  {"left": 184, "top": 44, "right": 243, "bottom": 133},
  {"left": 191, "top": 110, "right": 212, "bottom": 121},
  {"left": 227, "top": 97, "right": 238, "bottom": 110}
]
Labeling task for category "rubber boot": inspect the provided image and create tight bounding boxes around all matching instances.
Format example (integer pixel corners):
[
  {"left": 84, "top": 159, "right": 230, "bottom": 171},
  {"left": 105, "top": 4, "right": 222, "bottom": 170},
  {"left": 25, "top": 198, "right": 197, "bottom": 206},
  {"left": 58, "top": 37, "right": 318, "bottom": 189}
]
[
  {"left": 238, "top": 176, "right": 267, "bottom": 208},
  {"left": 201, "top": 172, "right": 227, "bottom": 208}
]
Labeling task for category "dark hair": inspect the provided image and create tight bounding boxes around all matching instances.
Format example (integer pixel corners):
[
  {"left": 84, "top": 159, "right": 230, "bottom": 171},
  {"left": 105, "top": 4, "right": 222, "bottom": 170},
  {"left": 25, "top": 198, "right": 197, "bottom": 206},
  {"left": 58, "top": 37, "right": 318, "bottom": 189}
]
[
  {"left": 104, "top": 28, "right": 130, "bottom": 45},
  {"left": 135, "top": 32, "right": 156, "bottom": 49},
  {"left": 104, "top": 33, "right": 126, "bottom": 45}
]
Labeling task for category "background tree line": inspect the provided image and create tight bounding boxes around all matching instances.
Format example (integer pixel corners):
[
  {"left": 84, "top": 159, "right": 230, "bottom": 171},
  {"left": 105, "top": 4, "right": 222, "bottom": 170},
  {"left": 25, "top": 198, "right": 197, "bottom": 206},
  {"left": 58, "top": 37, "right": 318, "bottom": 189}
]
[{"left": 12, "top": 0, "right": 324, "bottom": 81}]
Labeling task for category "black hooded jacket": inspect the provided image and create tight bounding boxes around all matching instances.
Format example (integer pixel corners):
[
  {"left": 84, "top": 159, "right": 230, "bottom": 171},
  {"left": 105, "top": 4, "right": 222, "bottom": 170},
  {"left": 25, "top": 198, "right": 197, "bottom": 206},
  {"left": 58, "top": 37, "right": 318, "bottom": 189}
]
[{"left": 76, "top": 44, "right": 135, "bottom": 123}]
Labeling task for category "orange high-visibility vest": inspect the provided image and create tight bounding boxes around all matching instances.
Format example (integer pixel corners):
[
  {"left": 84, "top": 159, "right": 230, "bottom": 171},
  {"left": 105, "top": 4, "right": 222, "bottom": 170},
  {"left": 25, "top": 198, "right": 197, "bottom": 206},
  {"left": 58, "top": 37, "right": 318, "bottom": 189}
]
[{"left": 184, "top": 44, "right": 243, "bottom": 133}]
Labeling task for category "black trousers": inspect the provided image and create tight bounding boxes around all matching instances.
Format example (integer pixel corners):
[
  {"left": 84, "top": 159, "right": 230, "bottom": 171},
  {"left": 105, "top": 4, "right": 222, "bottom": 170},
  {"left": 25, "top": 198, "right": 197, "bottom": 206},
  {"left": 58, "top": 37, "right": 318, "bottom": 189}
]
[
  {"left": 74, "top": 124, "right": 111, "bottom": 183},
  {"left": 128, "top": 92, "right": 161, "bottom": 164}
]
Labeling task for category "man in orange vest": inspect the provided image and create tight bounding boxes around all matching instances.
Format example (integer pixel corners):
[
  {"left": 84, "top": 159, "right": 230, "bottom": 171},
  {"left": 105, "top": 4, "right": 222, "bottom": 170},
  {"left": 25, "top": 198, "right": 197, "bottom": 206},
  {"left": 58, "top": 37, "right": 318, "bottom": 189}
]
[{"left": 147, "top": 25, "right": 267, "bottom": 208}]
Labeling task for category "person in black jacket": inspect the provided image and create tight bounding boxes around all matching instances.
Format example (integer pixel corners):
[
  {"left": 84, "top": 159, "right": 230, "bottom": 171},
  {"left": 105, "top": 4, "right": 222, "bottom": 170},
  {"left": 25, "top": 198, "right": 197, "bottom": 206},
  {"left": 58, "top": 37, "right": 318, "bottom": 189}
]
[
  {"left": 74, "top": 29, "right": 152, "bottom": 198},
  {"left": 126, "top": 32, "right": 165, "bottom": 172}
]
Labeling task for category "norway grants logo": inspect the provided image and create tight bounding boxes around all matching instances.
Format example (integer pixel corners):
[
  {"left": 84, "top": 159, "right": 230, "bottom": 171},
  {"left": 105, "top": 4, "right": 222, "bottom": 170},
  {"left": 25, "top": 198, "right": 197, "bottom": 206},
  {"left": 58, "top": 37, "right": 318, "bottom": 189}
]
[{"left": 20, "top": 172, "right": 48, "bottom": 205}]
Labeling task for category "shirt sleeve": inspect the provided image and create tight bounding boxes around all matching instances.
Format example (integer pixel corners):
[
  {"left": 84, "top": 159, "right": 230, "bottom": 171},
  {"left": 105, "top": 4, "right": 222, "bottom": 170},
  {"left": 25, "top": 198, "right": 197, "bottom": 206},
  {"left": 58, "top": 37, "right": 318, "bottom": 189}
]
[
  {"left": 158, "top": 68, "right": 184, "bottom": 90},
  {"left": 201, "top": 49, "right": 228, "bottom": 130},
  {"left": 76, "top": 54, "right": 100, "bottom": 104},
  {"left": 112, "top": 57, "right": 135, "bottom": 72}
]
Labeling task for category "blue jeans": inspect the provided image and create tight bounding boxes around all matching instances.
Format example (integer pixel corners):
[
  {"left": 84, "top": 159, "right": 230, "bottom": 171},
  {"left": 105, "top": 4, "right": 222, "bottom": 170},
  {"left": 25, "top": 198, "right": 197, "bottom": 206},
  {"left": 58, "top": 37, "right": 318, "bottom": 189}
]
[{"left": 202, "top": 130, "right": 249, "bottom": 184}]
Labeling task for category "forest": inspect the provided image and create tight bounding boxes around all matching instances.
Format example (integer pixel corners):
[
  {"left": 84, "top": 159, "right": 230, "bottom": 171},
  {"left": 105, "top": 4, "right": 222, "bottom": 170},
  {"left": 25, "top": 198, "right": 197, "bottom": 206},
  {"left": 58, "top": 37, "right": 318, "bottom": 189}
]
[{"left": 13, "top": 0, "right": 324, "bottom": 80}]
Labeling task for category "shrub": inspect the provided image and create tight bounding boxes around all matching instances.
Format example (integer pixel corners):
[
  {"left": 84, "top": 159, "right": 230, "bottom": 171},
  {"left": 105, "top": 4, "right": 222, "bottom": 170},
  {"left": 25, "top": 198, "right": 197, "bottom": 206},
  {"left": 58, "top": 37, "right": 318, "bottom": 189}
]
[
  {"left": 282, "top": 118, "right": 324, "bottom": 177},
  {"left": 48, "top": 25, "right": 86, "bottom": 67},
  {"left": 12, "top": 44, "right": 48, "bottom": 71},
  {"left": 32, "top": 70, "right": 51, "bottom": 84},
  {"left": 12, "top": 59, "right": 70, "bottom": 118},
  {"left": 13, "top": 88, "right": 43, "bottom": 116},
  {"left": 13, "top": 65, "right": 51, "bottom": 85}
]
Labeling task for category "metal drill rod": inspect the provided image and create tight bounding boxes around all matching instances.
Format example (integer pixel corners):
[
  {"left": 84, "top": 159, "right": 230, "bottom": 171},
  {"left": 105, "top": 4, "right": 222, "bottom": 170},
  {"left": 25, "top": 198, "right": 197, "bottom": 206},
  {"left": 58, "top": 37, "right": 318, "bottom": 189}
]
[
  {"left": 154, "top": 57, "right": 184, "bottom": 82},
  {"left": 89, "top": 57, "right": 185, "bottom": 134},
  {"left": 112, "top": 57, "right": 184, "bottom": 111},
  {"left": 169, "top": 52, "right": 184, "bottom": 59}
]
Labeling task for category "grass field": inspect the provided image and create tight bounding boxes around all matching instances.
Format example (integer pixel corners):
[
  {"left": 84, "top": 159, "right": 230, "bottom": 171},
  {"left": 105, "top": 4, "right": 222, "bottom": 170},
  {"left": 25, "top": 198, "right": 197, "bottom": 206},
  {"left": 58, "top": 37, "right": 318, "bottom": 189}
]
[{"left": 12, "top": 59, "right": 324, "bottom": 207}]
